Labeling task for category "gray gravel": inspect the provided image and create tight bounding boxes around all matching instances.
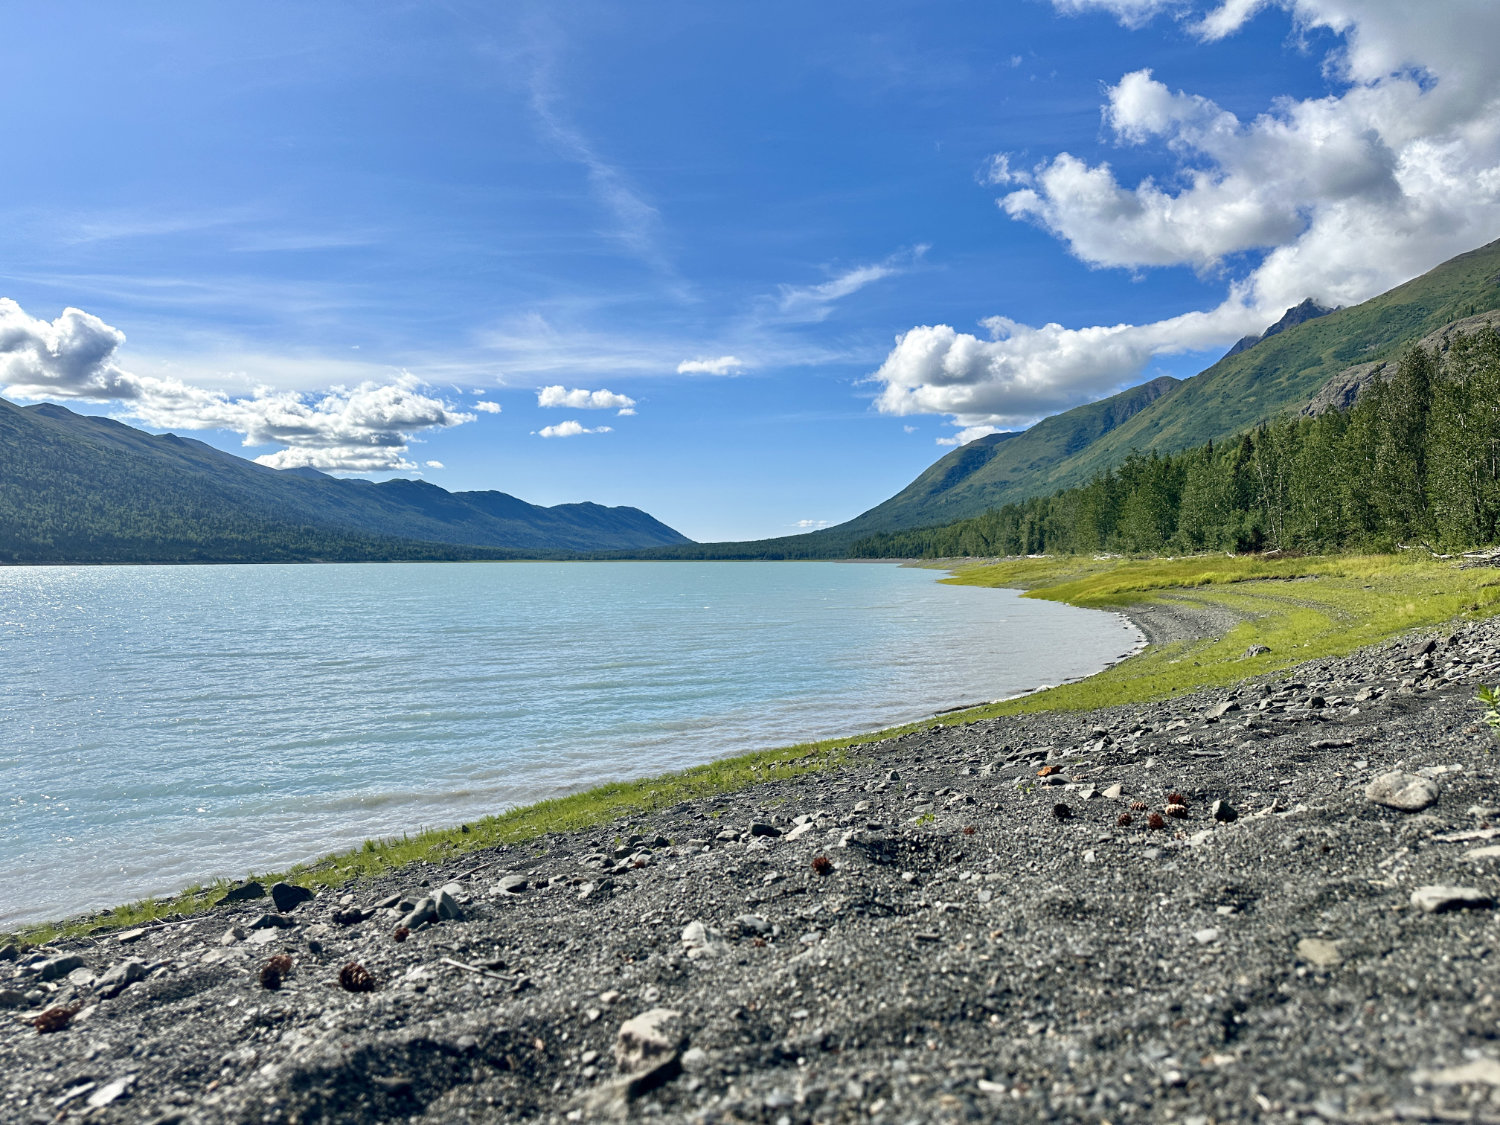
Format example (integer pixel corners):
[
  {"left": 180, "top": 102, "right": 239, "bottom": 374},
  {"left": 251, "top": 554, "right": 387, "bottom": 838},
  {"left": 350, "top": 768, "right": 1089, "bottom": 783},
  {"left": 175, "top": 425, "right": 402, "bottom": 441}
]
[{"left": 5, "top": 614, "right": 1500, "bottom": 1123}]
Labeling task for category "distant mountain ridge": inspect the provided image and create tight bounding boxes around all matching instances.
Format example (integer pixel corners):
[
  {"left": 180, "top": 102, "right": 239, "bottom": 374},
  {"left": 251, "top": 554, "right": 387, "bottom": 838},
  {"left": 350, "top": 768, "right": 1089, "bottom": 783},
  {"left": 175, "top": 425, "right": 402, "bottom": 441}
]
[
  {"left": 0, "top": 399, "right": 690, "bottom": 562},
  {"left": 1222, "top": 297, "right": 1337, "bottom": 359}
]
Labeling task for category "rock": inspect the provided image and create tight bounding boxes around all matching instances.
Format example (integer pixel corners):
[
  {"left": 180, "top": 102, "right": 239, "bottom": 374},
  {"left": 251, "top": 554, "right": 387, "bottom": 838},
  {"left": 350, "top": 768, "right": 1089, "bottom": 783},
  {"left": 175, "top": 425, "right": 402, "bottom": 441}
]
[
  {"left": 1208, "top": 700, "right": 1241, "bottom": 718},
  {"left": 680, "top": 920, "right": 722, "bottom": 957},
  {"left": 0, "top": 943, "right": 16, "bottom": 961},
  {"left": 1408, "top": 637, "right": 1438, "bottom": 658},
  {"left": 269, "top": 882, "right": 315, "bottom": 913},
  {"left": 219, "top": 881, "right": 266, "bottom": 904},
  {"left": 785, "top": 821, "right": 816, "bottom": 840},
  {"left": 114, "top": 929, "right": 147, "bottom": 945},
  {"left": 1241, "top": 645, "right": 1271, "bottom": 659},
  {"left": 433, "top": 887, "right": 464, "bottom": 922},
  {"left": 1365, "top": 771, "right": 1440, "bottom": 811},
  {"left": 220, "top": 926, "right": 246, "bottom": 945},
  {"left": 1411, "top": 1059, "right": 1500, "bottom": 1086},
  {"left": 398, "top": 897, "right": 438, "bottom": 930},
  {"left": 615, "top": 1007, "right": 686, "bottom": 1077},
  {"left": 680, "top": 1046, "right": 710, "bottom": 1073},
  {"left": 97, "top": 959, "right": 148, "bottom": 999},
  {"left": 496, "top": 875, "right": 529, "bottom": 895},
  {"left": 1410, "top": 885, "right": 1494, "bottom": 913},
  {"left": 1296, "top": 938, "right": 1342, "bottom": 967},
  {"left": 86, "top": 1075, "right": 136, "bottom": 1109},
  {"left": 1465, "top": 844, "right": 1500, "bottom": 860},
  {"left": 1193, "top": 928, "right": 1220, "bottom": 944},
  {"left": 247, "top": 928, "right": 287, "bottom": 946},
  {"left": 37, "top": 954, "right": 85, "bottom": 982},
  {"left": 748, "top": 822, "right": 782, "bottom": 837},
  {"left": 733, "top": 914, "right": 772, "bottom": 937},
  {"left": 0, "top": 988, "right": 27, "bottom": 1009},
  {"left": 248, "top": 913, "right": 296, "bottom": 930},
  {"left": 1211, "top": 799, "right": 1238, "bottom": 823},
  {"left": 1051, "top": 802, "right": 1073, "bottom": 820},
  {"left": 1102, "top": 783, "right": 1123, "bottom": 800}
]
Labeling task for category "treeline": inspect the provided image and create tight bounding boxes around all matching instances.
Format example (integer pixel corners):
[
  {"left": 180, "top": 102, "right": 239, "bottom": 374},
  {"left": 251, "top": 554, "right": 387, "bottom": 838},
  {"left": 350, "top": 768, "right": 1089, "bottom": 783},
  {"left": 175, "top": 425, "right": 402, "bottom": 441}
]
[{"left": 851, "top": 328, "right": 1500, "bottom": 559}]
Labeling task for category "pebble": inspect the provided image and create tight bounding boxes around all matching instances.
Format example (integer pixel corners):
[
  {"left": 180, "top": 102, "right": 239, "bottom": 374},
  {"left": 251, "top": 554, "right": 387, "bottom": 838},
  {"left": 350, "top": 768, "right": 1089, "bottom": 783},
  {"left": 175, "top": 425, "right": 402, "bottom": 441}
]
[
  {"left": 97, "top": 959, "right": 148, "bottom": 999},
  {"left": 1365, "top": 771, "right": 1440, "bottom": 811},
  {"left": 86, "top": 1075, "right": 136, "bottom": 1108},
  {"left": 496, "top": 875, "right": 529, "bottom": 895},
  {"left": 1296, "top": 938, "right": 1343, "bottom": 967},
  {"left": 1410, "top": 885, "right": 1494, "bottom": 913},
  {"left": 614, "top": 1007, "right": 685, "bottom": 1076},
  {"left": 1211, "top": 798, "right": 1237, "bottom": 822},
  {"left": 269, "top": 882, "right": 315, "bottom": 913}
]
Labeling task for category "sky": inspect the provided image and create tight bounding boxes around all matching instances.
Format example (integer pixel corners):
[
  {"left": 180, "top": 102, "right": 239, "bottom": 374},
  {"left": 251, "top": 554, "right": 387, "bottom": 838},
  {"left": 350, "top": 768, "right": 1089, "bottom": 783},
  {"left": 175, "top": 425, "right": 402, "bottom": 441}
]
[{"left": 1, "top": 1, "right": 1499, "bottom": 542}]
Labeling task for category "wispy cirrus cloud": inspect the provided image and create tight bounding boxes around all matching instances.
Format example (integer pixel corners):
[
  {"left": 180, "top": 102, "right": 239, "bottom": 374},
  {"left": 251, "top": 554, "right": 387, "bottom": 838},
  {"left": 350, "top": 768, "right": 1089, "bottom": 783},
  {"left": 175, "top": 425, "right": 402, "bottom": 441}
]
[{"left": 774, "top": 245, "right": 927, "bottom": 323}]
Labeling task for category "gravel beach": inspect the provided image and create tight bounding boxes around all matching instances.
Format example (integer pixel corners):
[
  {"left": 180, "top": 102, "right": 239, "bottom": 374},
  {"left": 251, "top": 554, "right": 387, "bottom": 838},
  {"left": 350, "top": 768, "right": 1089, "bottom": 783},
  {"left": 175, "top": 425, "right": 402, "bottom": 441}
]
[{"left": 5, "top": 605, "right": 1500, "bottom": 1124}]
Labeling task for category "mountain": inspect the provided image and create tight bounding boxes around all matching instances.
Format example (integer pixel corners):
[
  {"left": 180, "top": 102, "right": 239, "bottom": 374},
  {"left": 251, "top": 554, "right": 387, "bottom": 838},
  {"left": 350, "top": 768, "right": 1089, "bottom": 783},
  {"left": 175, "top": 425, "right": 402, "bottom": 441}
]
[
  {"left": 0, "top": 399, "right": 690, "bottom": 562},
  {"left": 1221, "top": 297, "right": 1337, "bottom": 359},
  {"left": 830, "top": 236, "right": 1500, "bottom": 537}
]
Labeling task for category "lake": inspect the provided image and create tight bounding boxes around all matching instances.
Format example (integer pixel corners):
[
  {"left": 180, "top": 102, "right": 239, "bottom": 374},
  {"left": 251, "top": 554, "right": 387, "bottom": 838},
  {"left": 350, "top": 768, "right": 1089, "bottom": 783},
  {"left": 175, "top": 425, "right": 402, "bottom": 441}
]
[{"left": 0, "top": 561, "right": 1140, "bottom": 925}]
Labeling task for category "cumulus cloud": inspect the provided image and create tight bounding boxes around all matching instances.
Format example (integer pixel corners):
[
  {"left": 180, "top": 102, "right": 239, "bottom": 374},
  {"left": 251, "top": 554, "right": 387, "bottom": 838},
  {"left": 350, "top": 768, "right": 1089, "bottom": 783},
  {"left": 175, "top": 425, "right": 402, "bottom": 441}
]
[
  {"left": 874, "top": 1, "right": 1500, "bottom": 438},
  {"left": 425, "top": 460, "right": 445, "bottom": 469},
  {"left": 0, "top": 298, "right": 474, "bottom": 472},
  {"left": 537, "top": 419, "right": 613, "bottom": 438},
  {"left": 676, "top": 355, "right": 742, "bottom": 375},
  {"left": 536, "top": 385, "right": 636, "bottom": 410},
  {"left": 473, "top": 400, "right": 503, "bottom": 413}
]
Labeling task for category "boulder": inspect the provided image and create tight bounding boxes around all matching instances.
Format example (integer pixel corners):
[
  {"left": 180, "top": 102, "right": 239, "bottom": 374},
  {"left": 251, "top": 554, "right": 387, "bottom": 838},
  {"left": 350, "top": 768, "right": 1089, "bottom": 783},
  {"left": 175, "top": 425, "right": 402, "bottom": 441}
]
[{"left": 269, "top": 882, "right": 314, "bottom": 913}]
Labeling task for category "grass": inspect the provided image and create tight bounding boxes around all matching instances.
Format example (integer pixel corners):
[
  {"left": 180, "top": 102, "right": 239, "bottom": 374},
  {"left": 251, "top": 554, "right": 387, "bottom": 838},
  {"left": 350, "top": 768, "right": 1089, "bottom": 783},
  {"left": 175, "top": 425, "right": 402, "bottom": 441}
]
[{"left": 8, "top": 551, "right": 1500, "bottom": 948}]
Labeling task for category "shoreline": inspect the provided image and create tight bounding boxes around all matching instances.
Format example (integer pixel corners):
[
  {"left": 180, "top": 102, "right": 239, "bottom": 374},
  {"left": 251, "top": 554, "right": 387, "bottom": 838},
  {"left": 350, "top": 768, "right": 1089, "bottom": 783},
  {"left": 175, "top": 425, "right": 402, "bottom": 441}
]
[{"left": 3, "top": 577, "right": 1498, "bottom": 1120}]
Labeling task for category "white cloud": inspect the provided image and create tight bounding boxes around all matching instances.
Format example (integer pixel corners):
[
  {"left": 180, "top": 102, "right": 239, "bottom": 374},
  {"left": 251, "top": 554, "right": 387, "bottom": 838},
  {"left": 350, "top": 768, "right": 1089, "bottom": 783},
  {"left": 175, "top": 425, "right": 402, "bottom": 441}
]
[
  {"left": 676, "top": 355, "right": 742, "bottom": 375},
  {"left": 473, "top": 400, "right": 503, "bottom": 413},
  {"left": 981, "top": 154, "right": 1031, "bottom": 187},
  {"left": 795, "top": 519, "right": 831, "bottom": 529},
  {"left": 877, "top": 2, "right": 1500, "bottom": 433},
  {"left": 0, "top": 298, "right": 474, "bottom": 473},
  {"left": 425, "top": 460, "right": 445, "bottom": 469},
  {"left": 775, "top": 246, "right": 927, "bottom": 323},
  {"left": 937, "top": 425, "right": 1003, "bottom": 447},
  {"left": 537, "top": 419, "right": 613, "bottom": 438},
  {"left": 617, "top": 407, "right": 636, "bottom": 416},
  {"left": 536, "top": 385, "right": 636, "bottom": 410}
]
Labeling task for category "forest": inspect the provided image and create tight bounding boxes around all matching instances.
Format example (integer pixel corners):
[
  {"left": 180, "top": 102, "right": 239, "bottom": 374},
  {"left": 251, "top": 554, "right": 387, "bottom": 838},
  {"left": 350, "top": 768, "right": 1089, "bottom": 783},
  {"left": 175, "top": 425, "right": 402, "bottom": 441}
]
[{"left": 849, "top": 328, "right": 1500, "bottom": 560}]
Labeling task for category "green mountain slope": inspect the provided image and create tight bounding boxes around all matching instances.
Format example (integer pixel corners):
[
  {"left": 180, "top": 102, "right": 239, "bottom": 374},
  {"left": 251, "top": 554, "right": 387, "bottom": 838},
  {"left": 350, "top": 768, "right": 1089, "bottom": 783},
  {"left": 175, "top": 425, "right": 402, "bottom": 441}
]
[
  {"left": 834, "top": 374, "right": 1181, "bottom": 534},
  {"left": 0, "top": 399, "right": 689, "bottom": 562}
]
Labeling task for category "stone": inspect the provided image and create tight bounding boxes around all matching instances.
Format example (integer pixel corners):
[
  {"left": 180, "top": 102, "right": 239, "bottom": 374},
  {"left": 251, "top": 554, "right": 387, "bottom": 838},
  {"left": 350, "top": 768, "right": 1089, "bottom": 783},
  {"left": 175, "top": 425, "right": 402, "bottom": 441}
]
[
  {"left": 269, "top": 882, "right": 315, "bottom": 913},
  {"left": 1208, "top": 700, "right": 1241, "bottom": 718},
  {"left": 86, "top": 1075, "right": 136, "bottom": 1109},
  {"left": 1410, "top": 885, "right": 1494, "bottom": 913},
  {"left": 37, "top": 954, "right": 85, "bottom": 982},
  {"left": 0, "top": 988, "right": 27, "bottom": 1009},
  {"left": 748, "top": 822, "right": 782, "bottom": 837},
  {"left": 1365, "top": 771, "right": 1440, "bottom": 811},
  {"left": 1193, "top": 928, "right": 1220, "bottom": 944},
  {"left": 0, "top": 943, "right": 16, "bottom": 961},
  {"left": 733, "top": 914, "right": 772, "bottom": 937},
  {"left": 115, "top": 929, "right": 147, "bottom": 945},
  {"left": 1241, "top": 645, "right": 1271, "bottom": 659},
  {"left": 220, "top": 926, "right": 246, "bottom": 945},
  {"left": 614, "top": 1007, "right": 686, "bottom": 1076},
  {"left": 785, "top": 821, "right": 816, "bottom": 840},
  {"left": 433, "top": 887, "right": 464, "bottom": 922},
  {"left": 680, "top": 920, "right": 721, "bottom": 957},
  {"left": 1296, "top": 938, "right": 1342, "bottom": 967},
  {"left": 1211, "top": 799, "right": 1238, "bottom": 823},
  {"left": 496, "top": 875, "right": 529, "bottom": 895},
  {"left": 96, "top": 959, "right": 148, "bottom": 999},
  {"left": 1412, "top": 1060, "right": 1500, "bottom": 1086},
  {"left": 248, "top": 913, "right": 296, "bottom": 930},
  {"left": 1102, "top": 783, "right": 1123, "bottom": 800},
  {"left": 219, "top": 881, "right": 266, "bottom": 904},
  {"left": 247, "top": 927, "right": 286, "bottom": 945},
  {"left": 1465, "top": 845, "right": 1500, "bottom": 860},
  {"left": 398, "top": 897, "right": 438, "bottom": 930}
]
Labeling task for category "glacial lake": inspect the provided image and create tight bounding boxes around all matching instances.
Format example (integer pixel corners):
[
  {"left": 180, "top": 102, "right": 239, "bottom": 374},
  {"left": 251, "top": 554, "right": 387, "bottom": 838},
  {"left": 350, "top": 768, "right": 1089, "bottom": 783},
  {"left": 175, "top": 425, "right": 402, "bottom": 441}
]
[{"left": 0, "top": 561, "right": 1141, "bottom": 926}]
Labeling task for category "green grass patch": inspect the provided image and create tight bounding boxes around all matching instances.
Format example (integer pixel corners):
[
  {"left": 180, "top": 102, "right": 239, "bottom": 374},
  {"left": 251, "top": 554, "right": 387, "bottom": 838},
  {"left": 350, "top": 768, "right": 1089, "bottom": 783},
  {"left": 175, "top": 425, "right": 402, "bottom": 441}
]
[{"left": 10, "top": 551, "right": 1499, "bottom": 948}]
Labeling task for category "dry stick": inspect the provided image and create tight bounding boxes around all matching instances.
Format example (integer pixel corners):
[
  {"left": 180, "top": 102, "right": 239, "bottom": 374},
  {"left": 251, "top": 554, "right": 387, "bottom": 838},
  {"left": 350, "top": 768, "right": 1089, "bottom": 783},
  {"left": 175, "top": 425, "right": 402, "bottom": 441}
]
[{"left": 438, "top": 956, "right": 514, "bottom": 983}]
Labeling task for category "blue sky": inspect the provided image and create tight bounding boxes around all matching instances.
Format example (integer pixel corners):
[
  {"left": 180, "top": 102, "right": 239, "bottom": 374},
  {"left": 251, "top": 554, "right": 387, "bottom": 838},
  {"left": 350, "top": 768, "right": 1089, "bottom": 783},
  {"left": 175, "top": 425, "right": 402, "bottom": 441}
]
[{"left": 2, "top": 1, "right": 1498, "bottom": 541}]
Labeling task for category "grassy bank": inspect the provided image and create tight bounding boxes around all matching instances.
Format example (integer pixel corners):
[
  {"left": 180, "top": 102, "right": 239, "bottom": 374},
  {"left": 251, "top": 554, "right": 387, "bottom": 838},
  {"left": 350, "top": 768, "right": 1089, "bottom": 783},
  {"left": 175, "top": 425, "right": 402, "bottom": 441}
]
[{"left": 9, "top": 552, "right": 1499, "bottom": 947}]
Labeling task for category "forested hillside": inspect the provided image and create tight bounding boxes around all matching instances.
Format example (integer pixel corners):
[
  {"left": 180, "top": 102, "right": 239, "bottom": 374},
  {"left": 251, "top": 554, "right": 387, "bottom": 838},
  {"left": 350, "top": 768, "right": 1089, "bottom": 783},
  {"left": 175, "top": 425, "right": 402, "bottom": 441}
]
[{"left": 850, "top": 327, "right": 1500, "bottom": 559}]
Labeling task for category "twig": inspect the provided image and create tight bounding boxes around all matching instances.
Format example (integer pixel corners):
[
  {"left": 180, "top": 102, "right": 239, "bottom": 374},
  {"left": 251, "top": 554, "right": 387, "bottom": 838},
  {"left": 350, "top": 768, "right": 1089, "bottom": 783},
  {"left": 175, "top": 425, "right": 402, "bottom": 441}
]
[{"left": 438, "top": 956, "right": 514, "bottom": 983}]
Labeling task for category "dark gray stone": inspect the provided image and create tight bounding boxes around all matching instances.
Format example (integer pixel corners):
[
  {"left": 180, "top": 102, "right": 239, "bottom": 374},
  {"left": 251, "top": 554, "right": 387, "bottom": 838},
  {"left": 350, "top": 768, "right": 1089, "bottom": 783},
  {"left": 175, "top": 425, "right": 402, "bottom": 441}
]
[{"left": 268, "top": 882, "right": 314, "bottom": 913}]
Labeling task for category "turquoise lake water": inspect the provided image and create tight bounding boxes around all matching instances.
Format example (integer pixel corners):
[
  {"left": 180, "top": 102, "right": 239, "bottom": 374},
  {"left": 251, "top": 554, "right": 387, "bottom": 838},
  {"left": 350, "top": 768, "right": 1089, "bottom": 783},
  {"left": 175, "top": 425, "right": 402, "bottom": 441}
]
[{"left": 0, "top": 561, "right": 1140, "bottom": 926}]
